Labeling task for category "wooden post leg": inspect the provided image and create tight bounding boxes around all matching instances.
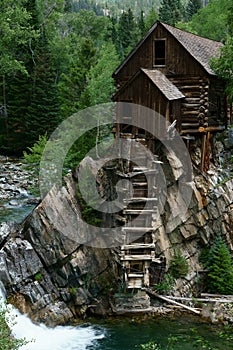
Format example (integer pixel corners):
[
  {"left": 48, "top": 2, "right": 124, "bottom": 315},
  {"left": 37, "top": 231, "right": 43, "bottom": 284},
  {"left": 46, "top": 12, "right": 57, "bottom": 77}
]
[{"left": 201, "top": 134, "right": 207, "bottom": 172}]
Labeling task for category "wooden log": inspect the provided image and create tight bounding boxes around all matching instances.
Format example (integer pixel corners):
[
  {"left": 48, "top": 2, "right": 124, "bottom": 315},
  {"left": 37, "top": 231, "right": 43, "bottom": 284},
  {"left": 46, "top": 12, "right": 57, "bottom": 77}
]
[
  {"left": 201, "top": 293, "right": 233, "bottom": 299},
  {"left": 182, "top": 123, "right": 200, "bottom": 128},
  {"left": 181, "top": 103, "right": 201, "bottom": 108},
  {"left": 181, "top": 117, "right": 198, "bottom": 123},
  {"left": 179, "top": 85, "right": 201, "bottom": 90},
  {"left": 182, "top": 110, "right": 199, "bottom": 115},
  {"left": 180, "top": 126, "right": 224, "bottom": 134},
  {"left": 184, "top": 98, "right": 200, "bottom": 103},
  {"left": 143, "top": 288, "right": 200, "bottom": 315},
  {"left": 167, "top": 296, "right": 233, "bottom": 303}
]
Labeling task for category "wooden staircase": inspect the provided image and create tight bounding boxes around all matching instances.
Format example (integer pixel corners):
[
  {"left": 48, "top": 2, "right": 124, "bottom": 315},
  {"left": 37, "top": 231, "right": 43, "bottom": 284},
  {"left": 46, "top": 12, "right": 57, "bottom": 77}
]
[{"left": 116, "top": 135, "right": 164, "bottom": 290}]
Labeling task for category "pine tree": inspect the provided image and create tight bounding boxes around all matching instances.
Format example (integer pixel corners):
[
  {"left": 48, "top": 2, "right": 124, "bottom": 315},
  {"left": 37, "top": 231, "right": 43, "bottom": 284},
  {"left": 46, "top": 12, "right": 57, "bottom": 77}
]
[
  {"left": 159, "top": 0, "right": 184, "bottom": 26},
  {"left": 116, "top": 9, "right": 140, "bottom": 58},
  {"left": 80, "top": 42, "right": 119, "bottom": 107},
  {"left": 186, "top": 0, "right": 202, "bottom": 21},
  {"left": 25, "top": 32, "right": 61, "bottom": 146},
  {"left": 145, "top": 8, "right": 159, "bottom": 31},
  {"left": 138, "top": 10, "right": 146, "bottom": 37},
  {"left": 207, "top": 236, "right": 233, "bottom": 295},
  {"left": 58, "top": 38, "right": 96, "bottom": 119}
]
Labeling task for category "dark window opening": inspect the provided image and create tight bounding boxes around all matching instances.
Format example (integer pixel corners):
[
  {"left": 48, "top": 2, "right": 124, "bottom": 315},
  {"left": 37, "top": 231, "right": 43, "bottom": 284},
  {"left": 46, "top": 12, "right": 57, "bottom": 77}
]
[{"left": 154, "top": 40, "right": 166, "bottom": 66}]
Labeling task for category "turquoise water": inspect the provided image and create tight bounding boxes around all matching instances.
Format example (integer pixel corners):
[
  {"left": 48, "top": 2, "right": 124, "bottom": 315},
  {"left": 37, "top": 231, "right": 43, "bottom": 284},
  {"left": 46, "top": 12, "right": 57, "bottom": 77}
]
[
  {"left": 89, "top": 316, "right": 233, "bottom": 350},
  {"left": 0, "top": 201, "right": 36, "bottom": 223}
]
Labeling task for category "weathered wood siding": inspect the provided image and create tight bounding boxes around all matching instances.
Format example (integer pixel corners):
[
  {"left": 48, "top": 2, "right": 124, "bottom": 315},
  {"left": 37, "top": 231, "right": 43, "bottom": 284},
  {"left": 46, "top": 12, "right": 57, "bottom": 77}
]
[
  {"left": 114, "top": 72, "right": 169, "bottom": 138},
  {"left": 114, "top": 23, "right": 207, "bottom": 87}
]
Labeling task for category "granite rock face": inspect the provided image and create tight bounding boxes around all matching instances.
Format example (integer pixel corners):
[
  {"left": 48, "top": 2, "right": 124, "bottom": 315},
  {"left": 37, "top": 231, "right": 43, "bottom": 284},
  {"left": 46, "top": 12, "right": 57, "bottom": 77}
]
[
  {"left": 0, "top": 155, "right": 232, "bottom": 325},
  {"left": 0, "top": 176, "right": 118, "bottom": 325}
]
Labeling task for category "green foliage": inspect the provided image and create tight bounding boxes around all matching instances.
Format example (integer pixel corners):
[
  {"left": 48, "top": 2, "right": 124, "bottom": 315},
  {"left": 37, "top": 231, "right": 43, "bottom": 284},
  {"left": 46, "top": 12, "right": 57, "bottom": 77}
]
[
  {"left": 25, "top": 33, "right": 62, "bottom": 146},
  {"left": 206, "top": 236, "right": 233, "bottom": 294},
  {"left": 210, "top": 1, "right": 233, "bottom": 100},
  {"left": 0, "top": 299, "right": 30, "bottom": 349},
  {"left": 188, "top": 0, "right": 229, "bottom": 41},
  {"left": 138, "top": 327, "right": 231, "bottom": 350},
  {"left": 58, "top": 36, "right": 97, "bottom": 119},
  {"left": 169, "top": 250, "right": 189, "bottom": 279},
  {"left": 159, "top": 0, "right": 184, "bottom": 26},
  {"left": 139, "top": 341, "right": 161, "bottom": 350},
  {"left": 185, "top": 0, "right": 202, "bottom": 21},
  {"left": 80, "top": 42, "right": 119, "bottom": 108},
  {"left": 116, "top": 9, "right": 141, "bottom": 58},
  {"left": 34, "top": 271, "right": 43, "bottom": 281},
  {"left": 144, "top": 9, "right": 159, "bottom": 31},
  {"left": 75, "top": 164, "right": 103, "bottom": 226},
  {"left": 23, "top": 134, "right": 47, "bottom": 164},
  {"left": 154, "top": 274, "right": 174, "bottom": 293},
  {"left": 0, "top": 0, "right": 36, "bottom": 76},
  {"left": 68, "top": 287, "right": 78, "bottom": 295}
]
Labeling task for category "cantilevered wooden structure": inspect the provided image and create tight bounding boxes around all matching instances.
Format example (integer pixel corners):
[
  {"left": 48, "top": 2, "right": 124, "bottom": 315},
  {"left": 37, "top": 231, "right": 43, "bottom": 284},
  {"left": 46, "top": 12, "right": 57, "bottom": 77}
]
[
  {"left": 113, "top": 21, "right": 228, "bottom": 172},
  {"left": 112, "top": 22, "right": 228, "bottom": 295}
]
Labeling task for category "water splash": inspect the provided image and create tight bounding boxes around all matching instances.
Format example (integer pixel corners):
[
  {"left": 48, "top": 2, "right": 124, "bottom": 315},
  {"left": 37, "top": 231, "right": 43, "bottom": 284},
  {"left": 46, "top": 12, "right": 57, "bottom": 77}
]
[{"left": 0, "top": 282, "right": 104, "bottom": 350}]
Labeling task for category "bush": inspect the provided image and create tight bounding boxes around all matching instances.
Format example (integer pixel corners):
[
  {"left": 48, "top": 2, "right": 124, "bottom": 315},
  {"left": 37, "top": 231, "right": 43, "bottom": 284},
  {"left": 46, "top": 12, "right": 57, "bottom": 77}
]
[
  {"left": 154, "top": 274, "right": 174, "bottom": 294},
  {"left": 0, "top": 299, "right": 30, "bottom": 349},
  {"left": 23, "top": 133, "right": 47, "bottom": 164},
  {"left": 168, "top": 250, "right": 189, "bottom": 279}
]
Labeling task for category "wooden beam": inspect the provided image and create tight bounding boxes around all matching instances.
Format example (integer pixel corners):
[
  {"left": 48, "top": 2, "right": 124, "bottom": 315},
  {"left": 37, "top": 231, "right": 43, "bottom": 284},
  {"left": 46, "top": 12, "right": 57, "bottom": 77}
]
[
  {"left": 123, "top": 197, "right": 157, "bottom": 203},
  {"left": 123, "top": 209, "right": 157, "bottom": 215},
  {"left": 143, "top": 288, "right": 200, "bottom": 315},
  {"left": 121, "top": 243, "right": 155, "bottom": 250}
]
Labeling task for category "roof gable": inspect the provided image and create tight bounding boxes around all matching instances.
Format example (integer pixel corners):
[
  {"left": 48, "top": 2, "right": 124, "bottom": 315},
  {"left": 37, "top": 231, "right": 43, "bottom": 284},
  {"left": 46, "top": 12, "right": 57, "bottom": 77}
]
[
  {"left": 162, "top": 23, "right": 223, "bottom": 75},
  {"left": 113, "top": 21, "right": 223, "bottom": 77}
]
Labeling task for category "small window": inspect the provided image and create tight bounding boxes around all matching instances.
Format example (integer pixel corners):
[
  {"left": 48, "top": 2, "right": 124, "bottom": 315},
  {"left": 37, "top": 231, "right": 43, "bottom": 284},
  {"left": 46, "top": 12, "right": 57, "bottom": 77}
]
[{"left": 154, "top": 39, "right": 166, "bottom": 66}]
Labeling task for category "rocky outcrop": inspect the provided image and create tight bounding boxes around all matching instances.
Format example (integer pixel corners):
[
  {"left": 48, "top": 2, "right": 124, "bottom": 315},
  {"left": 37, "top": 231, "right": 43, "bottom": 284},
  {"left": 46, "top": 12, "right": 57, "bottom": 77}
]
[
  {"left": 0, "top": 176, "right": 119, "bottom": 326},
  {"left": 0, "top": 144, "right": 232, "bottom": 325}
]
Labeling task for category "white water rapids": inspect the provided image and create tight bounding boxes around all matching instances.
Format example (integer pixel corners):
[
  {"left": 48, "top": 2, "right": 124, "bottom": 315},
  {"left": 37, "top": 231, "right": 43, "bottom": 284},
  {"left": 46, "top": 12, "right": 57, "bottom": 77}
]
[{"left": 0, "top": 282, "right": 104, "bottom": 350}]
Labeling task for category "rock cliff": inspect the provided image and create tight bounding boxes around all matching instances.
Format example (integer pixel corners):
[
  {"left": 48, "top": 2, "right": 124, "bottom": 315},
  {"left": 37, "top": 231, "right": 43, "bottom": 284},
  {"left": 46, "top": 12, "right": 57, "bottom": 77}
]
[{"left": 0, "top": 139, "right": 232, "bottom": 325}]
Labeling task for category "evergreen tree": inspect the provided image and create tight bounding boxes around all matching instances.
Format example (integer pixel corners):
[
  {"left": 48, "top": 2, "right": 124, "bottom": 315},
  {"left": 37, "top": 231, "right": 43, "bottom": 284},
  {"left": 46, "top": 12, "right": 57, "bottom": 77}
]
[
  {"left": 80, "top": 42, "right": 119, "bottom": 108},
  {"left": 144, "top": 8, "right": 159, "bottom": 31},
  {"left": 138, "top": 10, "right": 146, "bottom": 37},
  {"left": 25, "top": 32, "right": 61, "bottom": 146},
  {"left": 0, "top": 0, "right": 38, "bottom": 153},
  {"left": 116, "top": 9, "right": 140, "bottom": 58},
  {"left": 159, "top": 0, "right": 184, "bottom": 26},
  {"left": 185, "top": 0, "right": 202, "bottom": 21},
  {"left": 58, "top": 38, "right": 96, "bottom": 118},
  {"left": 211, "top": 0, "right": 233, "bottom": 99},
  {"left": 206, "top": 236, "right": 233, "bottom": 294}
]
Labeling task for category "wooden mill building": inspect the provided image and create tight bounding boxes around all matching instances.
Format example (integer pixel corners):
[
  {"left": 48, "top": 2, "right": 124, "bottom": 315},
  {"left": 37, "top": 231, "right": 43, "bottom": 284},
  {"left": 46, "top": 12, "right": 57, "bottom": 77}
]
[
  {"left": 111, "top": 22, "right": 228, "bottom": 295},
  {"left": 113, "top": 21, "right": 228, "bottom": 172}
]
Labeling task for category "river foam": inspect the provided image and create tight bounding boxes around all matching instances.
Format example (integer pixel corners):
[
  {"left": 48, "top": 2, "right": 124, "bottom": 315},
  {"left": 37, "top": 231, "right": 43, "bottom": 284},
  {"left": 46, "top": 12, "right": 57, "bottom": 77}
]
[{"left": 0, "top": 282, "right": 104, "bottom": 350}]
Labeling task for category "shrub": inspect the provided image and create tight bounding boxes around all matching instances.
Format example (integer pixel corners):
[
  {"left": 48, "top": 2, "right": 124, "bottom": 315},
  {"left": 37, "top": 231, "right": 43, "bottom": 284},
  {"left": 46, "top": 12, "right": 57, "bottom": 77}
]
[
  {"left": 0, "top": 299, "right": 30, "bottom": 349},
  {"left": 23, "top": 133, "right": 47, "bottom": 164},
  {"left": 169, "top": 250, "right": 189, "bottom": 279},
  {"left": 154, "top": 274, "right": 174, "bottom": 293}
]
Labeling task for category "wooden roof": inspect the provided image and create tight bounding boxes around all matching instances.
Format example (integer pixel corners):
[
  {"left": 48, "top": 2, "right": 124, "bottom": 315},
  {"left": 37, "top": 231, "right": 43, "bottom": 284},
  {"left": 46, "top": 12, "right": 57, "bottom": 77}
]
[
  {"left": 141, "top": 69, "right": 185, "bottom": 101},
  {"left": 113, "top": 21, "right": 223, "bottom": 77},
  {"left": 113, "top": 68, "right": 185, "bottom": 101},
  {"left": 162, "top": 23, "right": 223, "bottom": 75}
]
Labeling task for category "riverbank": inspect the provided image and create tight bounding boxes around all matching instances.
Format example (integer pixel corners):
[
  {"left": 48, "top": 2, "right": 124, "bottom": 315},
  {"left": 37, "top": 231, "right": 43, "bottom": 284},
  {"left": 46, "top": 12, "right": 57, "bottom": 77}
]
[{"left": 0, "top": 157, "right": 39, "bottom": 222}]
